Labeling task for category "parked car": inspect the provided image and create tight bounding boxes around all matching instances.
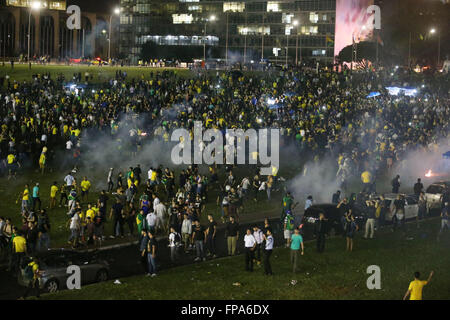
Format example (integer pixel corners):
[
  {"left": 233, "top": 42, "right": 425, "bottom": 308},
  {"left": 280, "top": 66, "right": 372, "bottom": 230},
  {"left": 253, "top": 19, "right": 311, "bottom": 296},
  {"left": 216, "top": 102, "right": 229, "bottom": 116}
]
[
  {"left": 425, "top": 181, "right": 450, "bottom": 210},
  {"left": 18, "top": 249, "right": 109, "bottom": 293},
  {"left": 372, "top": 194, "right": 419, "bottom": 221},
  {"left": 302, "top": 204, "right": 365, "bottom": 236}
]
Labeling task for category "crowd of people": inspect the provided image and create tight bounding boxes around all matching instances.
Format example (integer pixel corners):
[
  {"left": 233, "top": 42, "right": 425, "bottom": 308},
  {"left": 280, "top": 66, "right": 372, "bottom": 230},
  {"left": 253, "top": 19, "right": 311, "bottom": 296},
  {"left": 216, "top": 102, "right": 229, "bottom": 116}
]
[{"left": 0, "top": 62, "right": 449, "bottom": 297}]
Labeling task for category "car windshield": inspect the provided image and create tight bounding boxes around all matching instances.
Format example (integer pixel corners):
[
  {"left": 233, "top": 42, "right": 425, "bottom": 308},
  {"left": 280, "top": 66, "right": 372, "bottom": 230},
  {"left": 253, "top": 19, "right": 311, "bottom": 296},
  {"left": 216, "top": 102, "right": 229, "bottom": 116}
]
[{"left": 426, "top": 185, "right": 444, "bottom": 194}]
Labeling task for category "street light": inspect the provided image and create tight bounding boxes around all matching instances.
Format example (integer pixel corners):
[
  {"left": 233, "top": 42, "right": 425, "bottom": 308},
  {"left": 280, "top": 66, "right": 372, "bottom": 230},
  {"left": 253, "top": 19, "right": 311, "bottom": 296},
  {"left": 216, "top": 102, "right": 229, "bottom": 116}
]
[
  {"left": 293, "top": 20, "right": 299, "bottom": 66},
  {"left": 27, "top": 1, "right": 41, "bottom": 62},
  {"left": 243, "top": 27, "right": 248, "bottom": 64},
  {"left": 203, "top": 15, "right": 216, "bottom": 62},
  {"left": 429, "top": 28, "right": 440, "bottom": 66},
  {"left": 108, "top": 7, "right": 121, "bottom": 62}
]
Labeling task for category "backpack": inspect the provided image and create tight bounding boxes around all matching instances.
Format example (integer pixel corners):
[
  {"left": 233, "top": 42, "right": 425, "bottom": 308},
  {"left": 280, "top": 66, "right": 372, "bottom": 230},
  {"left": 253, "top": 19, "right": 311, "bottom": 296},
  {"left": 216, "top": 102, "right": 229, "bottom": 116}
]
[
  {"left": 174, "top": 232, "right": 181, "bottom": 244},
  {"left": 24, "top": 264, "right": 34, "bottom": 281}
]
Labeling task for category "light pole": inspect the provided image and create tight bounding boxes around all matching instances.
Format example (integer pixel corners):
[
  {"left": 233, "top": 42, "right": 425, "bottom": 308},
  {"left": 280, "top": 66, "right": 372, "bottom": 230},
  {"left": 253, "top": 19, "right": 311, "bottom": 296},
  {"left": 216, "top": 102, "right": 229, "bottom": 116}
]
[
  {"left": 225, "top": 12, "right": 229, "bottom": 65},
  {"left": 203, "top": 15, "right": 215, "bottom": 62},
  {"left": 293, "top": 20, "right": 299, "bottom": 66},
  {"left": 243, "top": 27, "right": 248, "bottom": 64},
  {"left": 261, "top": 14, "right": 265, "bottom": 61},
  {"left": 430, "top": 28, "right": 441, "bottom": 67},
  {"left": 27, "top": 1, "right": 41, "bottom": 62},
  {"left": 108, "top": 7, "right": 121, "bottom": 62}
]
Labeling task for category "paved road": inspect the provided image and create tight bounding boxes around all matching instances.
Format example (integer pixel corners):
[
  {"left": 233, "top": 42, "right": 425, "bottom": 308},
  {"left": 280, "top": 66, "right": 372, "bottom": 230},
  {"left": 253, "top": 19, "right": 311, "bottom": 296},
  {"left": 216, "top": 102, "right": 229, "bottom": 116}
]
[{"left": 0, "top": 216, "right": 294, "bottom": 300}]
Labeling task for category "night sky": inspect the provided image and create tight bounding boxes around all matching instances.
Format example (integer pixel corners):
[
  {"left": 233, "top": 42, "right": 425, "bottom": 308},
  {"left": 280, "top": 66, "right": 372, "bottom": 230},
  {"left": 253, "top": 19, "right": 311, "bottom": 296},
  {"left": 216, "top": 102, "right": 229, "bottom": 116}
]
[{"left": 68, "top": 0, "right": 119, "bottom": 14}]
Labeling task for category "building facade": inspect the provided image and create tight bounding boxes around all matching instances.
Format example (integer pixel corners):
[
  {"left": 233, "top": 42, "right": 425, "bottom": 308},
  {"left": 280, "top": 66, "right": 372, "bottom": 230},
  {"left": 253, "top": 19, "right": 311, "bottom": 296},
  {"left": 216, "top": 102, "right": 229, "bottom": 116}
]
[
  {"left": 0, "top": 0, "right": 119, "bottom": 59},
  {"left": 119, "top": 0, "right": 336, "bottom": 64}
]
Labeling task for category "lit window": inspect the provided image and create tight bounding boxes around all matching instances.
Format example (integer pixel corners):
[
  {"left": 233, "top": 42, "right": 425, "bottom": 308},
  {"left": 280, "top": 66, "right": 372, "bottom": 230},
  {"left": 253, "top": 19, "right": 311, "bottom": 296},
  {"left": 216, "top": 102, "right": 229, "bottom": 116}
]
[
  {"left": 312, "top": 49, "right": 326, "bottom": 56},
  {"left": 301, "top": 26, "right": 318, "bottom": 35},
  {"left": 285, "top": 25, "right": 293, "bottom": 35},
  {"left": 267, "top": 2, "right": 280, "bottom": 12},
  {"left": 49, "top": 1, "right": 66, "bottom": 10},
  {"left": 223, "top": 2, "right": 245, "bottom": 12},
  {"left": 282, "top": 13, "right": 294, "bottom": 24},
  {"left": 309, "top": 12, "right": 319, "bottom": 23},
  {"left": 172, "top": 14, "right": 194, "bottom": 24},
  {"left": 188, "top": 5, "right": 201, "bottom": 11},
  {"left": 238, "top": 25, "right": 270, "bottom": 35}
]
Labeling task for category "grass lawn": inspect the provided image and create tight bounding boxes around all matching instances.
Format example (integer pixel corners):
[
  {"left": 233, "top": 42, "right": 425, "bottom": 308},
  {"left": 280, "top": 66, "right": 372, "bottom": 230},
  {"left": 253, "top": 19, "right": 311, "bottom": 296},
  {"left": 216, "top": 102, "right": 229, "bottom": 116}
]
[
  {"left": 0, "top": 164, "right": 283, "bottom": 250},
  {"left": 38, "top": 218, "right": 450, "bottom": 300},
  {"left": 0, "top": 64, "right": 194, "bottom": 84}
]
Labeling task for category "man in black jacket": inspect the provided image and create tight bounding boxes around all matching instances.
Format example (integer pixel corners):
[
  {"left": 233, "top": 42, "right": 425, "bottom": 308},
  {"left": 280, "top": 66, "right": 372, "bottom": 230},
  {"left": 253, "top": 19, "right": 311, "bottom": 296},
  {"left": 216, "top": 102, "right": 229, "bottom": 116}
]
[
  {"left": 226, "top": 216, "right": 239, "bottom": 256},
  {"left": 316, "top": 213, "right": 327, "bottom": 253}
]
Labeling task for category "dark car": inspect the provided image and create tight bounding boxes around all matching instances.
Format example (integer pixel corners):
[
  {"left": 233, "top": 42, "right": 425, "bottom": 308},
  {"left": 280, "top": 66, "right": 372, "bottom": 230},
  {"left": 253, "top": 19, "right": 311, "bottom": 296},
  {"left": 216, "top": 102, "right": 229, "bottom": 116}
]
[
  {"left": 18, "top": 249, "right": 109, "bottom": 293},
  {"left": 302, "top": 204, "right": 365, "bottom": 236}
]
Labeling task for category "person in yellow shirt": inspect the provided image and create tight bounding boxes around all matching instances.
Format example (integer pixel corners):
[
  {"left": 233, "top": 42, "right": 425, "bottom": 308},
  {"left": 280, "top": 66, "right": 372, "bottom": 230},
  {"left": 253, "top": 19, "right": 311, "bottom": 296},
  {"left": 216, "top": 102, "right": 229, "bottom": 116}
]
[
  {"left": 20, "top": 184, "right": 30, "bottom": 214},
  {"left": 361, "top": 170, "right": 373, "bottom": 193},
  {"left": 39, "top": 151, "right": 46, "bottom": 174},
  {"left": 7, "top": 153, "right": 18, "bottom": 180},
  {"left": 21, "top": 257, "right": 42, "bottom": 299},
  {"left": 80, "top": 177, "right": 91, "bottom": 202},
  {"left": 86, "top": 203, "right": 95, "bottom": 221},
  {"left": 403, "top": 271, "right": 434, "bottom": 300},
  {"left": 12, "top": 231, "right": 27, "bottom": 273},
  {"left": 49, "top": 182, "right": 58, "bottom": 209}
]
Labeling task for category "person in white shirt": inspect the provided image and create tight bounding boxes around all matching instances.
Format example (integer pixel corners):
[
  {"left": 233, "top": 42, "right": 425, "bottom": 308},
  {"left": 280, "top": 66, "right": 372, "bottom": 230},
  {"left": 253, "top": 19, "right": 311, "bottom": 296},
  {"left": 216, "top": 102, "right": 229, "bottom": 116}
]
[
  {"left": 107, "top": 168, "right": 114, "bottom": 192},
  {"left": 168, "top": 227, "right": 180, "bottom": 263},
  {"left": 68, "top": 212, "right": 80, "bottom": 246},
  {"left": 66, "top": 140, "right": 73, "bottom": 150},
  {"left": 155, "top": 202, "right": 167, "bottom": 233},
  {"left": 244, "top": 229, "right": 256, "bottom": 272},
  {"left": 263, "top": 230, "right": 274, "bottom": 275},
  {"left": 305, "top": 195, "right": 313, "bottom": 211},
  {"left": 152, "top": 194, "right": 160, "bottom": 211},
  {"left": 181, "top": 214, "right": 192, "bottom": 253},
  {"left": 252, "top": 226, "right": 264, "bottom": 265},
  {"left": 241, "top": 177, "right": 250, "bottom": 199},
  {"left": 146, "top": 212, "right": 157, "bottom": 234},
  {"left": 64, "top": 173, "right": 75, "bottom": 187}
]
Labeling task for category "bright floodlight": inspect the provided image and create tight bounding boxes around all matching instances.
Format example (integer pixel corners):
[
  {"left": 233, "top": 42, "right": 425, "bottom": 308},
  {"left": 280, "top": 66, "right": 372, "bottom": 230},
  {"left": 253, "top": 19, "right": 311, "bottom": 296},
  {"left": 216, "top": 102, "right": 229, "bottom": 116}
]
[
  {"left": 430, "top": 28, "right": 436, "bottom": 34},
  {"left": 31, "top": 1, "right": 41, "bottom": 9},
  {"left": 114, "top": 8, "right": 120, "bottom": 15},
  {"left": 293, "top": 20, "right": 299, "bottom": 26},
  {"left": 102, "top": 29, "right": 107, "bottom": 34},
  {"left": 210, "top": 15, "right": 216, "bottom": 21}
]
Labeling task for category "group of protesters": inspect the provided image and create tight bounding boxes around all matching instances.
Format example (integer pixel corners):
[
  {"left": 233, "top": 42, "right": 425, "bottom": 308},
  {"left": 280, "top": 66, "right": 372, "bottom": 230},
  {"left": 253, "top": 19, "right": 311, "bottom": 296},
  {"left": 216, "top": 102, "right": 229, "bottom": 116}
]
[{"left": 0, "top": 61, "right": 449, "bottom": 293}]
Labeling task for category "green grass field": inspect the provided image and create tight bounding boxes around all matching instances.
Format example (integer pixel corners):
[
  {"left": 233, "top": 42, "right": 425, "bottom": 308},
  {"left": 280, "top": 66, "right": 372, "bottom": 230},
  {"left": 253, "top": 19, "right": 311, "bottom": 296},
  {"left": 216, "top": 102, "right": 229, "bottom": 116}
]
[
  {"left": 37, "top": 218, "right": 450, "bottom": 300},
  {"left": 0, "top": 164, "right": 283, "bottom": 250},
  {"left": 0, "top": 64, "right": 193, "bottom": 84}
]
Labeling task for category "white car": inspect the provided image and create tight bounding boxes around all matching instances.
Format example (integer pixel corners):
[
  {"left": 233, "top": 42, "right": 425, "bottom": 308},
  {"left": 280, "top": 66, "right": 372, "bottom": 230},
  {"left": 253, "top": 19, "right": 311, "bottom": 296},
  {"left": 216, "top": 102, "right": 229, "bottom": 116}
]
[
  {"left": 375, "top": 194, "right": 419, "bottom": 221},
  {"left": 425, "top": 182, "right": 450, "bottom": 210}
]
